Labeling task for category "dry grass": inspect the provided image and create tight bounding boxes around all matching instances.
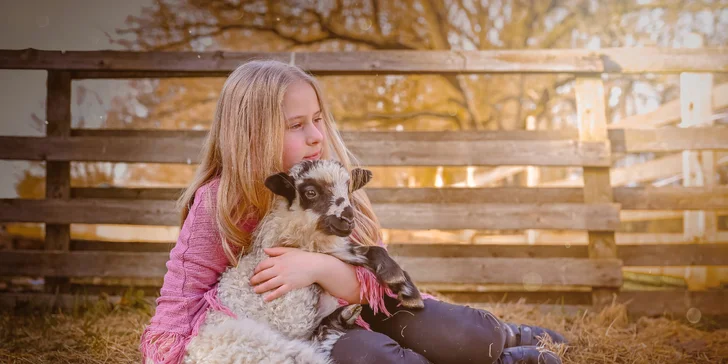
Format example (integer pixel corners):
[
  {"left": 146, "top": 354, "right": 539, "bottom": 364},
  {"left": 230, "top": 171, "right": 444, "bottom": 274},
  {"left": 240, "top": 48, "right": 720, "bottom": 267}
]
[{"left": 1, "top": 290, "right": 726, "bottom": 364}]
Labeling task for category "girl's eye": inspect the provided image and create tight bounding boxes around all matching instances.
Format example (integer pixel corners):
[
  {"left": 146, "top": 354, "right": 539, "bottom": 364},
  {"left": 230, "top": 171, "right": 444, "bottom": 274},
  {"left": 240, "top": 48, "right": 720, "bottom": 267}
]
[
  {"left": 305, "top": 190, "right": 317, "bottom": 199},
  {"left": 289, "top": 123, "right": 302, "bottom": 130},
  {"left": 314, "top": 117, "right": 323, "bottom": 123}
]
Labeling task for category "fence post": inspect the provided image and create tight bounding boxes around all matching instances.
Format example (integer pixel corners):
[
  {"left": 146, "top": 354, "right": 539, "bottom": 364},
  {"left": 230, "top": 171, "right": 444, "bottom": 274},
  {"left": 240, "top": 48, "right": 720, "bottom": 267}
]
[
  {"left": 575, "top": 75, "right": 620, "bottom": 308},
  {"left": 44, "top": 71, "right": 72, "bottom": 292},
  {"left": 525, "top": 116, "right": 540, "bottom": 245},
  {"left": 680, "top": 33, "right": 718, "bottom": 290}
]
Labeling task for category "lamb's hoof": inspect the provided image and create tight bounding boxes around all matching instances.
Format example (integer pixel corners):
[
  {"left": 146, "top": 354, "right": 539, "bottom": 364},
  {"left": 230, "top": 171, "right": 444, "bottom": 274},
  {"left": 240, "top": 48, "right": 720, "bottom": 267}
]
[
  {"left": 340, "top": 304, "right": 362, "bottom": 326},
  {"left": 399, "top": 295, "right": 425, "bottom": 309}
]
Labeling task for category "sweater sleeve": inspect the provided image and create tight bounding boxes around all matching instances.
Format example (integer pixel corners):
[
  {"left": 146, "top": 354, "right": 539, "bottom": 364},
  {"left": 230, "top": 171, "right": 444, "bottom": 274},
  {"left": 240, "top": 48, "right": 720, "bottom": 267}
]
[{"left": 140, "top": 179, "right": 235, "bottom": 364}]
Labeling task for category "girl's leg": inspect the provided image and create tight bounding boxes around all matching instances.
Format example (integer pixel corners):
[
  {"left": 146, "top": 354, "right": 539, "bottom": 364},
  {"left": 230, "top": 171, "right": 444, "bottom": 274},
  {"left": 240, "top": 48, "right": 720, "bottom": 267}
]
[
  {"left": 359, "top": 296, "right": 507, "bottom": 364},
  {"left": 330, "top": 327, "right": 432, "bottom": 364}
]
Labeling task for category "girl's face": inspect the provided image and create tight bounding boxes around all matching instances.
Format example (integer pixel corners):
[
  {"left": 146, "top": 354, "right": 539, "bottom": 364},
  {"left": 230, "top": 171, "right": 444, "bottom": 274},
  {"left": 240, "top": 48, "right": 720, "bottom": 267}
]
[{"left": 282, "top": 80, "right": 326, "bottom": 171}]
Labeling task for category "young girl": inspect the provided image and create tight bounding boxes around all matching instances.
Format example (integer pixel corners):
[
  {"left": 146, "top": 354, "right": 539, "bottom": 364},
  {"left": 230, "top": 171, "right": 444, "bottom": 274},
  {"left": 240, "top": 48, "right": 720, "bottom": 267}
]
[{"left": 139, "top": 60, "right": 566, "bottom": 364}]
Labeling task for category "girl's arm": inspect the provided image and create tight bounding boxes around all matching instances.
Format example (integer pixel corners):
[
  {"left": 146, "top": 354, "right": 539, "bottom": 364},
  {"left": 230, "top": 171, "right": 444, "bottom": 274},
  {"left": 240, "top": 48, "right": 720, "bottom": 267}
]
[{"left": 313, "top": 253, "right": 368, "bottom": 304}]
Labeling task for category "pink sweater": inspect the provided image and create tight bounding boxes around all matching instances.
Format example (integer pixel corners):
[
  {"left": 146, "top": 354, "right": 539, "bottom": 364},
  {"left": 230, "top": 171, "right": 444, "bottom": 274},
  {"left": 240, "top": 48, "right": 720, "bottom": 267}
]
[{"left": 139, "top": 178, "right": 398, "bottom": 364}]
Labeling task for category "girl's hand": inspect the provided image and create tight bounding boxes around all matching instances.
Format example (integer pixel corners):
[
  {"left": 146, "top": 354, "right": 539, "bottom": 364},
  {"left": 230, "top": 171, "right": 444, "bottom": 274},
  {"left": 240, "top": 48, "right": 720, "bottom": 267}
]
[{"left": 250, "top": 247, "right": 324, "bottom": 302}]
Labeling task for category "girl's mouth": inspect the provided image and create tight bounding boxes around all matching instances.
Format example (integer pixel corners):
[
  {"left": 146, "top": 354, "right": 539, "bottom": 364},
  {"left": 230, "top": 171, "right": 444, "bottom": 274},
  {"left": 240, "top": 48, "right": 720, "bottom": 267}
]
[{"left": 304, "top": 150, "right": 321, "bottom": 160}]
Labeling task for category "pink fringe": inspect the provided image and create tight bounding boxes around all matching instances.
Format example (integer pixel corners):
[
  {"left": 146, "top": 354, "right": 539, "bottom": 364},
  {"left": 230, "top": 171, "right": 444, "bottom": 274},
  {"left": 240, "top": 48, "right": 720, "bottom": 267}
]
[
  {"left": 203, "top": 286, "right": 238, "bottom": 320},
  {"left": 139, "top": 327, "right": 189, "bottom": 364},
  {"left": 140, "top": 287, "right": 237, "bottom": 364}
]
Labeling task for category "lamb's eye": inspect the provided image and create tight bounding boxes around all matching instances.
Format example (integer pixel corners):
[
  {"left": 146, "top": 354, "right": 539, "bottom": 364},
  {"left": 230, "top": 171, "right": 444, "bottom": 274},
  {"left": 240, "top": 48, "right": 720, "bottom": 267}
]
[{"left": 304, "top": 189, "right": 317, "bottom": 199}]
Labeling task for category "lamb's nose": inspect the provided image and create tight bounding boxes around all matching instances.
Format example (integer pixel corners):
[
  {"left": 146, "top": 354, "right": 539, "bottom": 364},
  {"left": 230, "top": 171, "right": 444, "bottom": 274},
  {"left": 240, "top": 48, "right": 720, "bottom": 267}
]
[{"left": 340, "top": 206, "right": 354, "bottom": 223}]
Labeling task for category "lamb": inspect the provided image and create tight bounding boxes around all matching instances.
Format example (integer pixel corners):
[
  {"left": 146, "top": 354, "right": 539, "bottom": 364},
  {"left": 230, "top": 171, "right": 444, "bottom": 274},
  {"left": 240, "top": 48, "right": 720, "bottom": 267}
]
[{"left": 184, "top": 159, "right": 424, "bottom": 364}]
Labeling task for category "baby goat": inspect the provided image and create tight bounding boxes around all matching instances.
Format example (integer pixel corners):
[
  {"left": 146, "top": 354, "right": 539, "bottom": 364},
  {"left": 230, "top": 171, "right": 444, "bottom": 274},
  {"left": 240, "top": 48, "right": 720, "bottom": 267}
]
[{"left": 184, "top": 160, "right": 423, "bottom": 364}]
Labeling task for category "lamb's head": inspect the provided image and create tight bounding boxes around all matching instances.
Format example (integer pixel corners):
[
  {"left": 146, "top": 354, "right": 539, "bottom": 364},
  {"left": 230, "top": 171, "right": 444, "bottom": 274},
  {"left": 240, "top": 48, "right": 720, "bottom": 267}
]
[{"left": 264, "top": 159, "right": 372, "bottom": 237}]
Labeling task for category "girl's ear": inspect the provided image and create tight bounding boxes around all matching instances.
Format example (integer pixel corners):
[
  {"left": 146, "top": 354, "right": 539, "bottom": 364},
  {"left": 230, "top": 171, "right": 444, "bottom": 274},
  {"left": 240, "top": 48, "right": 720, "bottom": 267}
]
[
  {"left": 350, "top": 168, "right": 373, "bottom": 192},
  {"left": 264, "top": 172, "right": 296, "bottom": 204}
]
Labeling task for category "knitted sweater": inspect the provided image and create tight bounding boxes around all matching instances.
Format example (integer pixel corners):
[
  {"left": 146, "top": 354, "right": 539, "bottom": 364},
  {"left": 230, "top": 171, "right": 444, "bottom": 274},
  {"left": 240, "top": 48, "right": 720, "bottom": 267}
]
[{"left": 138, "top": 178, "right": 397, "bottom": 364}]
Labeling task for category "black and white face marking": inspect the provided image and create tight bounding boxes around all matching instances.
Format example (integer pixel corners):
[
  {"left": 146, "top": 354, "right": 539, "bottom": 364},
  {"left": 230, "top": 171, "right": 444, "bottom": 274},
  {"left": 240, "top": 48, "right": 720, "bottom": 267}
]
[{"left": 266, "top": 160, "right": 372, "bottom": 237}]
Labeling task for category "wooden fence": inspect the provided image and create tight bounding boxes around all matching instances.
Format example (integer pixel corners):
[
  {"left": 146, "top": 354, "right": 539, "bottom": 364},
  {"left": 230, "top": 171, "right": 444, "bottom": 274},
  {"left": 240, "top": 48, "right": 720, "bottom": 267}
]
[{"left": 1, "top": 48, "right": 727, "bottom": 315}]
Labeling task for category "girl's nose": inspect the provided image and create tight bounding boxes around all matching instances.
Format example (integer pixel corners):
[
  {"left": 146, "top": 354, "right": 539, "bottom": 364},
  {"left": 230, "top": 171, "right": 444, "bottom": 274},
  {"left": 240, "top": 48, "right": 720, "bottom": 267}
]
[{"left": 306, "top": 123, "right": 323, "bottom": 145}]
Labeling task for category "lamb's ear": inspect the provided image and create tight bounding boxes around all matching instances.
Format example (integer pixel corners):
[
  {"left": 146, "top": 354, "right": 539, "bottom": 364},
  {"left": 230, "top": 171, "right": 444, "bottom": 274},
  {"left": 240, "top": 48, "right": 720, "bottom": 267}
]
[
  {"left": 350, "top": 168, "right": 373, "bottom": 192},
  {"left": 264, "top": 172, "right": 296, "bottom": 204}
]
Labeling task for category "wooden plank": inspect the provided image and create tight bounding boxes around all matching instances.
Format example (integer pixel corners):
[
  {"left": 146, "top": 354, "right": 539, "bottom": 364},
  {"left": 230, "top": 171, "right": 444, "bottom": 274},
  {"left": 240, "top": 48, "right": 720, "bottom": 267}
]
[
  {"left": 366, "top": 187, "right": 584, "bottom": 204},
  {"left": 0, "top": 199, "right": 179, "bottom": 226},
  {"left": 617, "top": 290, "right": 728, "bottom": 316},
  {"left": 680, "top": 42, "right": 719, "bottom": 290},
  {"left": 3, "top": 290, "right": 724, "bottom": 316},
  {"left": 0, "top": 135, "right": 611, "bottom": 167},
  {"left": 541, "top": 153, "right": 687, "bottom": 187},
  {"left": 0, "top": 199, "right": 619, "bottom": 230},
  {"left": 387, "top": 243, "right": 728, "bottom": 266},
  {"left": 617, "top": 244, "right": 728, "bottom": 266},
  {"left": 608, "top": 82, "right": 728, "bottom": 129},
  {"left": 373, "top": 203, "right": 620, "bottom": 230},
  {"left": 394, "top": 256, "right": 622, "bottom": 287},
  {"left": 0, "top": 251, "right": 169, "bottom": 278},
  {"left": 613, "top": 186, "right": 728, "bottom": 210},
  {"left": 11, "top": 237, "right": 173, "bottom": 253},
  {"left": 72, "top": 187, "right": 183, "bottom": 200},
  {"left": 72, "top": 129, "right": 578, "bottom": 140},
  {"left": 576, "top": 76, "right": 619, "bottom": 307},
  {"left": 2, "top": 48, "right": 726, "bottom": 75},
  {"left": 0, "top": 135, "right": 206, "bottom": 164},
  {"left": 14, "top": 237, "right": 728, "bottom": 266},
  {"left": 0, "top": 251, "right": 621, "bottom": 287},
  {"left": 609, "top": 127, "right": 728, "bottom": 153},
  {"left": 45, "top": 71, "right": 72, "bottom": 252},
  {"left": 69, "top": 186, "right": 728, "bottom": 211}
]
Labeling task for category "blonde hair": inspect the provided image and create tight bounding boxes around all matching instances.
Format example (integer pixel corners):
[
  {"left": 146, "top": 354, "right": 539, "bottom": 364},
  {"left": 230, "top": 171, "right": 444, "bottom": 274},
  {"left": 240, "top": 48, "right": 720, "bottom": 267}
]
[{"left": 177, "top": 60, "right": 382, "bottom": 265}]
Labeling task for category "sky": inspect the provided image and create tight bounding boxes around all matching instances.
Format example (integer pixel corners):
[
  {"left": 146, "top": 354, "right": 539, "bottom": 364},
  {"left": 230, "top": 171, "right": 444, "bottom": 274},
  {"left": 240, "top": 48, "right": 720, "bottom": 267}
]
[{"left": 0, "top": 0, "right": 150, "bottom": 197}]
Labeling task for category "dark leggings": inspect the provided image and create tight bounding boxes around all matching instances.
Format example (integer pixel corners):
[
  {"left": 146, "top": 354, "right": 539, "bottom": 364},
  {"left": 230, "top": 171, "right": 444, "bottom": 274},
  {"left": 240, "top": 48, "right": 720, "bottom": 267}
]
[{"left": 330, "top": 296, "right": 507, "bottom": 364}]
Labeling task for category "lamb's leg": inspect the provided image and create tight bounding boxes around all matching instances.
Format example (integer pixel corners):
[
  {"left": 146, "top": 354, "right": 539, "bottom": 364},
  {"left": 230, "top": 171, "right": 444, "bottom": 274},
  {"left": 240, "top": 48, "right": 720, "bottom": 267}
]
[
  {"left": 327, "top": 244, "right": 424, "bottom": 309},
  {"left": 312, "top": 304, "right": 363, "bottom": 355}
]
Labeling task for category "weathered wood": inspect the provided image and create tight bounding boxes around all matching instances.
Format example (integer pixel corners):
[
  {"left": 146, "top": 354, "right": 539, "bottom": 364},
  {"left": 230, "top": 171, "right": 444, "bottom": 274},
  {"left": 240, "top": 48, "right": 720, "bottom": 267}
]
[
  {"left": 3, "top": 290, "right": 725, "bottom": 316},
  {"left": 0, "top": 199, "right": 619, "bottom": 230},
  {"left": 72, "top": 187, "right": 184, "bottom": 200},
  {"left": 3, "top": 48, "right": 726, "bottom": 76},
  {"left": 13, "top": 237, "right": 728, "bottom": 266},
  {"left": 680, "top": 44, "right": 719, "bottom": 290},
  {"left": 69, "top": 186, "right": 728, "bottom": 211},
  {"left": 0, "top": 250, "right": 620, "bottom": 287},
  {"left": 386, "top": 243, "right": 728, "bottom": 266},
  {"left": 576, "top": 76, "right": 619, "bottom": 308},
  {"left": 609, "top": 127, "right": 728, "bottom": 153},
  {"left": 0, "top": 136, "right": 206, "bottom": 164},
  {"left": 0, "top": 251, "right": 170, "bottom": 278},
  {"left": 44, "top": 71, "right": 72, "bottom": 252},
  {"left": 617, "top": 290, "right": 728, "bottom": 316},
  {"left": 0, "top": 199, "right": 179, "bottom": 226},
  {"left": 612, "top": 186, "right": 728, "bottom": 210},
  {"left": 0, "top": 135, "right": 611, "bottom": 167},
  {"left": 608, "top": 83, "right": 728, "bottom": 130},
  {"left": 394, "top": 256, "right": 622, "bottom": 287},
  {"left": 374, "top": 203, "right": 620, "bottom": 230},
  {"left": 73, "top": 129, "right": 577, "bottom": 140}
]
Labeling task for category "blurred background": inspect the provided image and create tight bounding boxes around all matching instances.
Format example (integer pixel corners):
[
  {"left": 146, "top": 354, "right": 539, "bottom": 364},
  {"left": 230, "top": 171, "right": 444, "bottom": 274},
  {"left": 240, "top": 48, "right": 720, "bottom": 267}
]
[{"left": 1, "top": 0, "right": 727, "bottom": 292}]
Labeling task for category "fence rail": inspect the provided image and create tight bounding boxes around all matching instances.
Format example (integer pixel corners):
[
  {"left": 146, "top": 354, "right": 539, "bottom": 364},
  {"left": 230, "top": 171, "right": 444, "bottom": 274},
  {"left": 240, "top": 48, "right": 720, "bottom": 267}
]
[
  {"left": 1, "top": 48, "right": 727, "bottom": 314},
  {"left": 2, "top": 48, "right": 727, "bottom": 76}
]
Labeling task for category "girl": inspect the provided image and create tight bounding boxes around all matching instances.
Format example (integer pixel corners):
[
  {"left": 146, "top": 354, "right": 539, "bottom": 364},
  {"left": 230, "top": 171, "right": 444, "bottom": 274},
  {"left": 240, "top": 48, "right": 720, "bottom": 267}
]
[{"left": 139, "top": 60, "right": 566, "bottom": 364}]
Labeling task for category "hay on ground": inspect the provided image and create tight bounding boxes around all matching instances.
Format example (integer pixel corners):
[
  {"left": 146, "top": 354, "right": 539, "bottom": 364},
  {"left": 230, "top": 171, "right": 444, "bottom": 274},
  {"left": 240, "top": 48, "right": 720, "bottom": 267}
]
[{"left": 1, "top": 290, "right": 726, "bottom": 364}]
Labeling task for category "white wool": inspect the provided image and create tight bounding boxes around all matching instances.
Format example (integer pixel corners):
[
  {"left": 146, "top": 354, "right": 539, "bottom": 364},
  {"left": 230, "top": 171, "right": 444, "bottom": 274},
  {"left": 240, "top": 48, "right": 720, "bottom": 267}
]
[{"left": 184, "top": 161, "right": 360, "bottom": 364}]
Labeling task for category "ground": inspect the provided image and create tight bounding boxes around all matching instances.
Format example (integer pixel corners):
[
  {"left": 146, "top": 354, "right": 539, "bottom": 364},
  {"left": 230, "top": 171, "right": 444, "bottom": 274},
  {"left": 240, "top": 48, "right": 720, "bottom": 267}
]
[{"left": 1, "top": 290, "right": 727, "bottom": 364}]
